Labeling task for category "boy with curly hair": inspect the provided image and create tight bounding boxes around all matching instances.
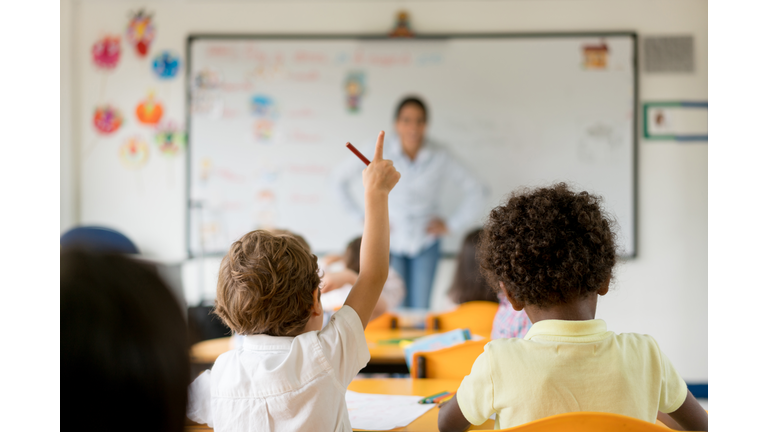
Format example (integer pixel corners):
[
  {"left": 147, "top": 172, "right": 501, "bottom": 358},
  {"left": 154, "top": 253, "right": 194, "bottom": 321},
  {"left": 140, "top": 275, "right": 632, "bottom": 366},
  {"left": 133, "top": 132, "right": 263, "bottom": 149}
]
[
  {"left": 187, "top": 132, "right": 400, "bottom": 431},
  {"left": 438, "top": 183, "right": 708, "bottom": 431}
]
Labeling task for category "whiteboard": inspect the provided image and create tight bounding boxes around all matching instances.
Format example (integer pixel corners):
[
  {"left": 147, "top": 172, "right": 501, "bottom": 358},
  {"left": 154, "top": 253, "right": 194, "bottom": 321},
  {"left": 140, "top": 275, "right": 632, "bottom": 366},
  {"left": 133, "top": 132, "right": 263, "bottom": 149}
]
[{"left": 187, "top": 34, "right": 637, "bottom": 257}]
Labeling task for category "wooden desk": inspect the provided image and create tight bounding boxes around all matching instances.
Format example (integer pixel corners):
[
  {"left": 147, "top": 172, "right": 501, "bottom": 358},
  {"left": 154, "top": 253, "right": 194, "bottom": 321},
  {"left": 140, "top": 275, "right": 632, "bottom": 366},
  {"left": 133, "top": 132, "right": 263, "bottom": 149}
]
[
  {"left": 184, "top": 378, "right": 493, "bottom": 432},
  {"left": 190, "top": 329, "right": 437, "bottom": 366}
]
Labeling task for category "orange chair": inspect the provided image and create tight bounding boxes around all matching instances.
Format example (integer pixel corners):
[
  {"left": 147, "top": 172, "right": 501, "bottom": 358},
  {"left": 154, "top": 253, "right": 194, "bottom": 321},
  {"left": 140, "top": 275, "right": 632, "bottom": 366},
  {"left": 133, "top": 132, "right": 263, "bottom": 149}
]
[
  {"left": 410, "top": 339, "right": 487, "bottom": 379},
  {"left": 477, "top": 411, "right": 674, "bottom": 432},
  {"left": 365, "top": 311, "right": 399, "bottom": 330},
  {"left": 426, "top": 301, "right": 499, "bottom": 338}
]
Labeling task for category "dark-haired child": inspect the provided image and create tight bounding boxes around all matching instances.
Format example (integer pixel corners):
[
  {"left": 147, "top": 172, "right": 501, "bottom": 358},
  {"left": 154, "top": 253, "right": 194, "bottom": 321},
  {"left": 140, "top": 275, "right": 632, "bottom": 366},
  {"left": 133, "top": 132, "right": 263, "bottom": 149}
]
[
  {"left": 438, "top": 183, "right": 708, "bottom": 432},
  {"left": 187, "top": 132, "right": 400, "bottom": 431},
  {"left": 61, "top": 250, "right": 190, "bottom": 432},
  {"left": 447, "top": 228, "right": 499, "bottom": 304},
  {"left": 320, "top": 236, "right": 405, "bottom": 319}
]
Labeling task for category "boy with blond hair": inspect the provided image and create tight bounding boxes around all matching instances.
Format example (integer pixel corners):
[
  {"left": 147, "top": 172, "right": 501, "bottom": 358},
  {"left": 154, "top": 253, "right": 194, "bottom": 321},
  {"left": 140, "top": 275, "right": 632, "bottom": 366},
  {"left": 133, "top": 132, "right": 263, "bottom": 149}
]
[{"left": 187, "top": 132, "right": 400, "bottom": 431}]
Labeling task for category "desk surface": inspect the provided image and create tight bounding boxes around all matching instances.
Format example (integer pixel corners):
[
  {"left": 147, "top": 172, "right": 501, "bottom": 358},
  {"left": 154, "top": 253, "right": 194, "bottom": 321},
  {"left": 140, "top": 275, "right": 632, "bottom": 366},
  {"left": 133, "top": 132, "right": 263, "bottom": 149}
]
[
  {"left": 184, "top": 378, "right": 494, "bottom": 431},
  {"left": 190, "top": 329, "right": 436, "bottom": 365}
]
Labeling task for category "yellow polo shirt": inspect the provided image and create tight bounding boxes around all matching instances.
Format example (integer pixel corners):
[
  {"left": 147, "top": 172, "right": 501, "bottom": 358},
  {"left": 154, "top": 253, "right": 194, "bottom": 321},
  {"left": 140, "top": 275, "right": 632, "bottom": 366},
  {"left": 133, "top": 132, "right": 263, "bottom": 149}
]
[{"left": 456, "top": 319, "right": 687, "bottom": 429}]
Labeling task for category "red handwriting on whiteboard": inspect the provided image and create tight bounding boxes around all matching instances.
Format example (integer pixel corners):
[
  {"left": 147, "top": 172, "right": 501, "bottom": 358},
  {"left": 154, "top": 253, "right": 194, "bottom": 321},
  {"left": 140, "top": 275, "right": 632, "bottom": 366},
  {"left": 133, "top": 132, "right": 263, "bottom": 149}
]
[
  {"left": 290, "top": 193, "right": 321, "bottom": 204},
  {"left": 288, "top": 71, "right": 320, "bottom": 82},
  {"left": 288, "top": 130, "right": 322, "bottom": 143},
  {"left": 215, "top": 168, "right": 247, "bottom": 183},
  {"left": 294, "top": 50, "right": 328, "bottom": 64}
]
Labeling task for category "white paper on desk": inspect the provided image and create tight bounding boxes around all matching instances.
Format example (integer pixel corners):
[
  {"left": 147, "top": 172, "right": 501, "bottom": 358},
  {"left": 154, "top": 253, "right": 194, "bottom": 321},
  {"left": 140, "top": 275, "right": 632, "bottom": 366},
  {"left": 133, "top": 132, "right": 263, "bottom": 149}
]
[{"left": 345, "top": 390, "right": 435, "bottom": 430}]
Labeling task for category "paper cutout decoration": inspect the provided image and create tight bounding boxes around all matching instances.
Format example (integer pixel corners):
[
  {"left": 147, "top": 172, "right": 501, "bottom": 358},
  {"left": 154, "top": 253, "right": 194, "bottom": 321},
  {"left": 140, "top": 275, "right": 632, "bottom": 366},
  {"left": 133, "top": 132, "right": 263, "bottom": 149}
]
[
  {"left": 253, "top": 119, "right": 274, "bottom": 142},
  {"left": 119, "top": 137, "right": 149, "bottom": 170},
  {"left": 389, "top": 11, "right": 415, "bottom": 37},
  {"left": 344, "top": 72, "right": 366, "bottom": 113},
  {"left": 136, "top": 92, "right": 164, "bottom": 125},
  {"left": 250, "top": 95, "right": 277, "bottom": 118},
  {"left": 154, "top": 121, "right": 186, "bottom": 156},
  {"left": 93, "top": 105, "right": 123, "bottom": 134},
  {"left": 582, "top": 42, "right": 609, "bottom": 69},
  {"left": 126, "top": 9, "right": 155, "bottom": 57},
  {"left": 152, "top": 51, "right": 181, "bottom": 79},
  {"left": 92, "top": 36, "right": 121, "bottom": 69}
]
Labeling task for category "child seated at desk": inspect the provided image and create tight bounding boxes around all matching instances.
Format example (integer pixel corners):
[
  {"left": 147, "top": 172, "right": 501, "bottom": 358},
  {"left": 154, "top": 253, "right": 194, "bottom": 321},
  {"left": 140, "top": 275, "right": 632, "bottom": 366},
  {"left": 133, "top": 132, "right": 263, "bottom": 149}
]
[
  {"left": 438, "top": 183, "right": 708, "bottom": 432},
  {"left": 321, "top": 236, "right": 405, "bottom": 319},
  {"left": 187, "top": 132, "right": 401, "bottom": 431}
]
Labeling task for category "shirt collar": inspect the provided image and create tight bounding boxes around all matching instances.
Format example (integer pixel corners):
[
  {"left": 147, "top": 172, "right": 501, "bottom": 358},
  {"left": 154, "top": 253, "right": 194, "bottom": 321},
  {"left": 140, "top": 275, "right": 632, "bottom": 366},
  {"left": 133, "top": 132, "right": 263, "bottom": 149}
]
[
  {"left": 242, "top": 334, "right": 295, "bottom": 351},
  {"left": 523, "top": 319, "right": 612, "bottom": 343}
]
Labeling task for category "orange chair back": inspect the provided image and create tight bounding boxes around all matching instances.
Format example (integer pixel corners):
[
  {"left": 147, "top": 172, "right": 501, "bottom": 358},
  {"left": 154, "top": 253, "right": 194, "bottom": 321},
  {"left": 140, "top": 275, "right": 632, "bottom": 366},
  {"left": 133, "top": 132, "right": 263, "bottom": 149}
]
[
  {"left": 479, "top": 411, "right": 674, "bottom": 432},
  {"left": 426, "top": 301, "right": 499, "bottom": 338},
  {"left": 410, "top": 339, "right": 486, "bottom": 379},
  {"left": 365, "top": 311, "right": 399, "bottom": 330}
]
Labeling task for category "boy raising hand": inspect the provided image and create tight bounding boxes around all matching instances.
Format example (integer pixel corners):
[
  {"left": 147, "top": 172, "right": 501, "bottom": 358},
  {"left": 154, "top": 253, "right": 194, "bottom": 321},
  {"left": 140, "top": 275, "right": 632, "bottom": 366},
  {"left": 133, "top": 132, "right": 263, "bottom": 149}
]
[{"left": 187, "top": 131, "right": 400, "bottom": 432}]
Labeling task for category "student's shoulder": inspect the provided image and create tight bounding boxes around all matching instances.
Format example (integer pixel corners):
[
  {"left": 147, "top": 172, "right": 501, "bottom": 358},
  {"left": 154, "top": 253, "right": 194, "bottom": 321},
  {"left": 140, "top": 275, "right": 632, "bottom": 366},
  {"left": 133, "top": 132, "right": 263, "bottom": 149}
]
[{"left": 612, "top": 332, "right": 665, "bottom": 357}]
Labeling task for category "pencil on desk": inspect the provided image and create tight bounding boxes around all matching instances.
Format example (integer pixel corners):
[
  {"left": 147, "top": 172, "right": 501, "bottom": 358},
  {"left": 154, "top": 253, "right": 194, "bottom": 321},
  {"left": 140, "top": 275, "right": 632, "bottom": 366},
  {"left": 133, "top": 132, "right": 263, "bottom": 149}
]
[
  {"left": 432, "top": 392, "right": 455, "bottom": 404},
  {"left": 418, "top": 391, "right": 450, "bottom": 404}
]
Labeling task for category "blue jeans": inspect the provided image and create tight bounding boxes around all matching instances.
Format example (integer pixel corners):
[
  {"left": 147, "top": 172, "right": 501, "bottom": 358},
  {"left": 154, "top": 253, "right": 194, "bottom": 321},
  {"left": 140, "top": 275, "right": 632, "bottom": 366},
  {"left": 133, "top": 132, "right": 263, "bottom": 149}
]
[{"left": 390, "top": 241, "right": 441, "bottom": 309}]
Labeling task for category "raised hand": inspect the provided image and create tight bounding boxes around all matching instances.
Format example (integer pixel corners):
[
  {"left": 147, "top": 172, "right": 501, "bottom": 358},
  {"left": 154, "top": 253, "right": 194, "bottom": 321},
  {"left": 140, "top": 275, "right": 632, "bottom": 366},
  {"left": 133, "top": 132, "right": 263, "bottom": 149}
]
[{"left": 362, "top": 131, "right": 401, "bottom": 194}]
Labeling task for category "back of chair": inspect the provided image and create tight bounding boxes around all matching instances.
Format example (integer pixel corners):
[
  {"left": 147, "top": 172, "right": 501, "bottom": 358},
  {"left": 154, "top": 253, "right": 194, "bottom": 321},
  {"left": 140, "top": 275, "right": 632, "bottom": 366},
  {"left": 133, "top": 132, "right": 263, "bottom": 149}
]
[
  {"left": 366, "top": 311, "right": 399, "bottom": 330},
  {"left": 410, "top": 339, "right": 487, "bottom": 379},
  {"left": 426, "top": 301, "right": 499, "bottom": 338},
  {"left": 60, "top": 226, "right": 139, "bottom": 254},
  {"left": 482, "top": 411, "right": 673, "bottom": 432}
]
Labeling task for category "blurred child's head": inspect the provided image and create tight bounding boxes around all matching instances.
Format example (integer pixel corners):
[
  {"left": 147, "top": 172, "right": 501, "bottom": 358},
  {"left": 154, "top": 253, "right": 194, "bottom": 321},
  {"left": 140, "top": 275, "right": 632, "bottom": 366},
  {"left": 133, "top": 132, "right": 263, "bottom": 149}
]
[
  {"left": 61, "top": 250, "right": 189, "bottom": 432},
  {"left": 269, "top": 228, "right": 311, "bottom": 252},
  {"left": 448, "top": 228, "right": 498, "bottom": 304},
  {"left": 214, "top": 230, "right": 322, "bottom": 336},
  {"left": 343, "top": 236, "right": 363, "bottom": 273},
  {"left": 478, "top": 183, "right": 617, "bottom": 310}
]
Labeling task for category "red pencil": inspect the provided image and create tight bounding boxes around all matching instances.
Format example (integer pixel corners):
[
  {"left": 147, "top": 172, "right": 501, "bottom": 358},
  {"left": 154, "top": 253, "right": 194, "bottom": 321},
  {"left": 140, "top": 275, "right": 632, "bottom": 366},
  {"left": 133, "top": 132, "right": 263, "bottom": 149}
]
[{"left": 346, "top": 142, "right": 371, "bottom": 166}]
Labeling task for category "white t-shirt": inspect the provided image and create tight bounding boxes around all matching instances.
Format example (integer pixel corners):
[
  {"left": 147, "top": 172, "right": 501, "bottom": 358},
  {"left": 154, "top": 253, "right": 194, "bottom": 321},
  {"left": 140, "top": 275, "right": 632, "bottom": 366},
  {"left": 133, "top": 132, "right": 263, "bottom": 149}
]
[{"left": 187, "top": 306, "right": 370, "bottom": 432}]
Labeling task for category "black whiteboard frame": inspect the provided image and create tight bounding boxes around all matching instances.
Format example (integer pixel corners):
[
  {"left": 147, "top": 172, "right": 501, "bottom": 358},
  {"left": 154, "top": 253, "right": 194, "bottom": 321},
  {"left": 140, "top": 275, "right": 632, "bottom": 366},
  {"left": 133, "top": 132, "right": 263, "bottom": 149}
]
[{"left": 185, "top": 32, "right": 639, "bottom": 259}]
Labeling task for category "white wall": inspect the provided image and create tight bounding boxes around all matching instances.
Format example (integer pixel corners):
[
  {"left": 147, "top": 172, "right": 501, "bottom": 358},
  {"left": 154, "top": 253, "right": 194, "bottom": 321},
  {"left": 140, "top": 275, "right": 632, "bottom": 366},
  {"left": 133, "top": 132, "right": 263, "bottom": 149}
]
[
  {"left": 60, "top": 0, "right": 78, "bottom": 233},
  {"left": 62, "top": 0, "right": 707, "bottom": 381}
]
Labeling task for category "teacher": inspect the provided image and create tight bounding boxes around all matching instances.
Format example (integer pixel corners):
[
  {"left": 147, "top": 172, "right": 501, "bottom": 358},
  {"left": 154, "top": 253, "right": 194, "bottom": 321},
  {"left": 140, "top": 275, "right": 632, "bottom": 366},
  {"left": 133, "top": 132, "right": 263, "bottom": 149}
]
[{"left": 333, "top": 96, "right": 488, "bottom": 309}]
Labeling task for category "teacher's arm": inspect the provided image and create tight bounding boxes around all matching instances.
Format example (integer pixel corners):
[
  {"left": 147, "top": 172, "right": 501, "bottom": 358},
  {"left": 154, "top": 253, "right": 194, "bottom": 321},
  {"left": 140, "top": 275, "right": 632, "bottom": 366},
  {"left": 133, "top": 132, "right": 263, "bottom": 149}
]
[{"left": 443, "top": 156, "right": 489, "bottom": 234}]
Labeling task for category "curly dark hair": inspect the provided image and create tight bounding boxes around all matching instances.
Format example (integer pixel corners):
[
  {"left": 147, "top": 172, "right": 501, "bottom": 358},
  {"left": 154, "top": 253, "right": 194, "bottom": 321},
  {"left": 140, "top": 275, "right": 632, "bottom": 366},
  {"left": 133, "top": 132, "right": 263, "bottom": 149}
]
[
  {"left": 214, "top": 230, "right": 321, "bottom": 336},
  {"left": 477, "top": 183, "right": 617, "bottom": 309}
]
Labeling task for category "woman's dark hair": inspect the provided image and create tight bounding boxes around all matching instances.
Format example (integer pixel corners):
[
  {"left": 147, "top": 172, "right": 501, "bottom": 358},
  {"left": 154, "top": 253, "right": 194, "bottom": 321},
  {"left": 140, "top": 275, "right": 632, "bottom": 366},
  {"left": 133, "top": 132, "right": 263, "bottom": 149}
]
[
  {"left": 61, "top": 250, "right": 190, "bottom": 432},
  {"left": 447, "top": 229, "right": 499, "bottom": 304},
  {"left": 477, "top": 183, "right": 617, "bottom": 309},
  {"left": 394, "top": 96, "right": 428, "bottom": 122},
  {"left": 343, "top": 236, "right": 363, "bottom": 274}
]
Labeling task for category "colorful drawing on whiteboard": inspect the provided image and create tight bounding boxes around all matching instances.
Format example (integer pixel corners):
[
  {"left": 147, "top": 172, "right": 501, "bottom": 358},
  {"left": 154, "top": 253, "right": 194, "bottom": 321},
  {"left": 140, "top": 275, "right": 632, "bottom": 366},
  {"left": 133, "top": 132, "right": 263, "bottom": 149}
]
[
  {"left": 93, "top": 105, "right": 123, "bottom": 134},
  {"left": 344, "top": 71, "right": 366, "bottom": 113},
  {"left": 92, "top": 36, "right": 121, "bottom": 70},
  {"left": 119, "top": 136, "right": 150, "bottom": 170},
  {"left": 250, "top": 95, "right": 278, "bottom": 118},
  {"left": 126, "top": 9, "right": 155, "bottom": 57},
  {"left": 152, "top": 51, "right": 181, "bottom": 79},
  {"left": 582, "top": 42, "right": 609, "bottom": 70},
  {"left": 194, "top": 68, "right": 222, "bottom": 90},
  {"left": 253, "top": 119, "right": 274, "bottom": 142},
  {"left": 136, "top": 92, "right": 164, "bottom": 125},
  {"left": 154, "top": 121, "right": 186, "bottom": 156}
]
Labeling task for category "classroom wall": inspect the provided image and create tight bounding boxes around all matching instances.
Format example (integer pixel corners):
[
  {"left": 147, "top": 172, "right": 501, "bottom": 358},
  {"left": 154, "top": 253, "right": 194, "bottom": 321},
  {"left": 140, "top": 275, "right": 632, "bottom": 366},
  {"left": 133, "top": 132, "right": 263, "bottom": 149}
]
[{"left": 61, "top": 0, "right": 707, "bottom": 381}]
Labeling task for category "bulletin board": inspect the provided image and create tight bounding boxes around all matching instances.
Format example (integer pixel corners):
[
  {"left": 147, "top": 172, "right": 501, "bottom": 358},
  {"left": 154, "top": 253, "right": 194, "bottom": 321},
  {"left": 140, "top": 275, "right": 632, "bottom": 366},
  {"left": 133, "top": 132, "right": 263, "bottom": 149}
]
[{"left": 186, "top": 33, "right": 638, "bottom": 257}]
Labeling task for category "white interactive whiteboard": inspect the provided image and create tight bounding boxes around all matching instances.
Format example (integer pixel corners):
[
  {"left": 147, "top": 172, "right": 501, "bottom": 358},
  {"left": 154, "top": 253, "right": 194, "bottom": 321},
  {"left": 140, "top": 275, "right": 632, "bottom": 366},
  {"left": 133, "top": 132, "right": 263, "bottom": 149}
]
[{"left": 187, "top": 34, "right": 637, "bottom": 257}]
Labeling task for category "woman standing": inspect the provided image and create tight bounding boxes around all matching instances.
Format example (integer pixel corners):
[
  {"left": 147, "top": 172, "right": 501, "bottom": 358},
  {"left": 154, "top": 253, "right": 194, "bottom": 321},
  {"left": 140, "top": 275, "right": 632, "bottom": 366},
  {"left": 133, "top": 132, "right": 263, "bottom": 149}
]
[{"left": 333, "top": 96, "right": 487, "bottom": 309}]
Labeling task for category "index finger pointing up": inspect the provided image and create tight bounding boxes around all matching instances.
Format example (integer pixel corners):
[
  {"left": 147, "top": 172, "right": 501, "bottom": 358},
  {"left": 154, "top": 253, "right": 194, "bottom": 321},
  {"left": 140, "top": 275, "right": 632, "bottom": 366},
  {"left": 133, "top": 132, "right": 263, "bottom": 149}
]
[{"left": 373, "top": 131, "right": 385, "bottom": 161}]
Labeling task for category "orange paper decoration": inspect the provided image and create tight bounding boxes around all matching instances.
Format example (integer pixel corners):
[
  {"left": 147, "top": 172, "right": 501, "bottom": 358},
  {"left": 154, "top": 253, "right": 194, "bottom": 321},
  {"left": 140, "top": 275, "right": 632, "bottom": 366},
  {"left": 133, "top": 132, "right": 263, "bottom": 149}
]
[{"left": 136, "top": 92, "right": 164, "bottom": 125}]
